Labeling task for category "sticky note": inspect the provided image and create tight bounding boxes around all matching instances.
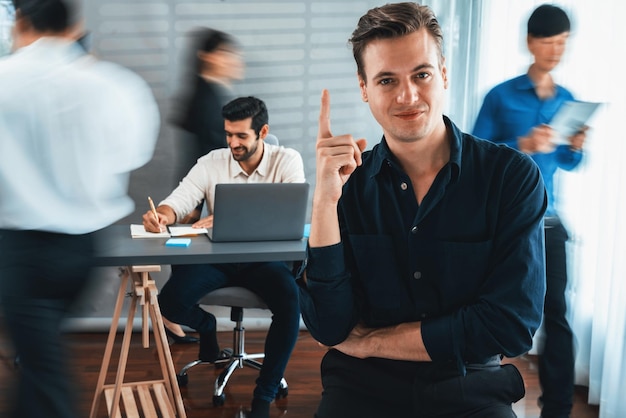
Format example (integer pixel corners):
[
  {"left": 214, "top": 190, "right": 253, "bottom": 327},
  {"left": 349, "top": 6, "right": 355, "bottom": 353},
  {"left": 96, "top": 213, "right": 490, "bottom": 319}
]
[{"left": 165, "top": 238, "right": 192, "bottom": 247}]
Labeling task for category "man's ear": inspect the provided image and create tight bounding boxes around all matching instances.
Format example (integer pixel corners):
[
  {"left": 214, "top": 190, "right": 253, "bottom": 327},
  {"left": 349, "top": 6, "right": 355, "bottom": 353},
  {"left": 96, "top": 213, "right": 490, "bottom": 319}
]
[
  {"left": 359, "top": 76, "right": 368, "bottom": 102},
  {"left": 259, "top": 124, "right": 269, "bottom": 139}
]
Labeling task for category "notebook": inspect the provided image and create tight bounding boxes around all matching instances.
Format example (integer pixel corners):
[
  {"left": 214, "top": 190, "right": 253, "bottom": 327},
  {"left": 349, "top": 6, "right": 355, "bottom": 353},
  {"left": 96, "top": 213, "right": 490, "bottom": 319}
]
[
  {"left": 207, "top": 183, "right": 309, "bottom": 242},
  {"left": 550, "top": 100, "right": 601, "bottom": 144}
]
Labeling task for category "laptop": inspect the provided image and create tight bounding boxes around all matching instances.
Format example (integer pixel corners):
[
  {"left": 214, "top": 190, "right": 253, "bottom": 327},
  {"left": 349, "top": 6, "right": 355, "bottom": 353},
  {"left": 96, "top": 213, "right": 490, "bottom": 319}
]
[{"left": 207, "top": 183, "right": 309, "bottom": 242}]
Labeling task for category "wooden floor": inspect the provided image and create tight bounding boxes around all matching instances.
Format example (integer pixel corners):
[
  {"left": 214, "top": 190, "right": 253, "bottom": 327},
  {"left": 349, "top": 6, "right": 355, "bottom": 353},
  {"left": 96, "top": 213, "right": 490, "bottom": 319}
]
[{"left": 0, "top": 328, "right": 599, "bottom": 418}]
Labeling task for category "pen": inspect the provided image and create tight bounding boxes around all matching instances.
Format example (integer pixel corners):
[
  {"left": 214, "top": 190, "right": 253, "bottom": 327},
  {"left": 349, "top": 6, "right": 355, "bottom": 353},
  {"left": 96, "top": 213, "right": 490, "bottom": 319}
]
[{"left": 148, "top": 196, "right": 159, "bottom": 223}]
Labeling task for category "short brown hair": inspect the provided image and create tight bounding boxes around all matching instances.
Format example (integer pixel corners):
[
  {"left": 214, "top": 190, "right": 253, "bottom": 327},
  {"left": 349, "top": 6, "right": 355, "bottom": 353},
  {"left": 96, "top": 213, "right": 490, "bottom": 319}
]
[{"left": 349, "top": 2, "right": 444, "bottom": 82}]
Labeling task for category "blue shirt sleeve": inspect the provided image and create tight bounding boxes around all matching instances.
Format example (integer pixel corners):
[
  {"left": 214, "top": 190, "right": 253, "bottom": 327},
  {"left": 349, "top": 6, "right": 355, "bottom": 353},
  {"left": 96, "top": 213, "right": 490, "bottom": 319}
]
[{"left": 473, "top": 89, "right": 520, "bottom": 149}]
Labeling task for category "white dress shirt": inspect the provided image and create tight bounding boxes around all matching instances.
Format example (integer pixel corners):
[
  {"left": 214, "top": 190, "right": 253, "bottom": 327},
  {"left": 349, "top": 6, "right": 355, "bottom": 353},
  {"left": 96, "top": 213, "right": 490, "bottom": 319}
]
[
  {"left": 0, "top": 38, "right": 159, "bottom": 233},
  {"left": 160, "top": 143, "right": 305, "bottom": 221}
]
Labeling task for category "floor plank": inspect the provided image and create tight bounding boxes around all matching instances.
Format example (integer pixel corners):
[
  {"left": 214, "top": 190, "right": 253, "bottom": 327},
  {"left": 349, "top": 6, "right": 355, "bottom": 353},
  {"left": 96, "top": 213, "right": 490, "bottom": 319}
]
[{"left": 0, "top": 328, "right": 599, "bottom": 418}]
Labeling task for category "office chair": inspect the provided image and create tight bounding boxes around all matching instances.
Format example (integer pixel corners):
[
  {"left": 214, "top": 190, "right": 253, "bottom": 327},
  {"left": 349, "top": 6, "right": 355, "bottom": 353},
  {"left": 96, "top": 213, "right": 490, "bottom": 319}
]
[
  {"left": 176, "top": 131, "right": 288, "bottom": 406},
  {"left": 264, "top": 133, "right": 279, "bottom": 145},
  {"left": 175, "top": 286, "right": 288, "bottom": 406}
]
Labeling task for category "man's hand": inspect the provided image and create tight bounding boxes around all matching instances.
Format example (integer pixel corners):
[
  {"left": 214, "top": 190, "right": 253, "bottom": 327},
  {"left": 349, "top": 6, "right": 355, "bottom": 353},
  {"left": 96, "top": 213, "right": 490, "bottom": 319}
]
[
  {"left": 330, "top": 323, "right": 376, "bottom": 359},
  {"left": 315, "top": 89, "right": 367, "bottom": 205},
  {"left": 308, "top": 89, "right": 367, "bottom": 248},
  {"left": 142, "top": 205, "right": 174, "bottom": 232},
  {"left": 325, "top": 322, "right": 432, "bottom": 362},
  {"left": 518, "top": 124, "right": 556, "bottom": 154},
  {"left": 568, "top": 125, "right": 588, "bottom": 151},
  {"left": 191, "top": 215, "right": 214, "bottom": 229}
]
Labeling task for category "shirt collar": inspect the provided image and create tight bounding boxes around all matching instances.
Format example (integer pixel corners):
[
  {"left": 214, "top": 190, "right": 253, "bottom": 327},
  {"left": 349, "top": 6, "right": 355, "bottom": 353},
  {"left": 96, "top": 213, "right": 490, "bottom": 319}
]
[
  {"left": 228, "top": 142, "right": 271, "bottom": 178},
  {"left": 514, "top": 73, "right": 536, "bottom": 92},
  {"left": 368, "top": 115, "right": 462, "bottom": 183},
  {"left": 17, "top": 37, "right": 85, "bottom": 62}
]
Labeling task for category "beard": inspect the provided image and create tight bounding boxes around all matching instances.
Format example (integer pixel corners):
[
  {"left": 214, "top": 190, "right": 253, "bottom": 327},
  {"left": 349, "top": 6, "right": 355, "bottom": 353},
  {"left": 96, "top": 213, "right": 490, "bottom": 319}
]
[{"left": 231, "top": 138, "right": 259, "bottom": 162}]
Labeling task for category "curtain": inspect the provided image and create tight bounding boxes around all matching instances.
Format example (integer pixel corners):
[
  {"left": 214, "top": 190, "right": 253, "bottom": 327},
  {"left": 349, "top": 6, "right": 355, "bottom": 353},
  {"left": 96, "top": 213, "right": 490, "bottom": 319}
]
[
  {"left": 0, "top": 1, "right": 15, "bottom": 57},
  {"left": 471, "top": 1, "right": 626, "bottom": 417}
]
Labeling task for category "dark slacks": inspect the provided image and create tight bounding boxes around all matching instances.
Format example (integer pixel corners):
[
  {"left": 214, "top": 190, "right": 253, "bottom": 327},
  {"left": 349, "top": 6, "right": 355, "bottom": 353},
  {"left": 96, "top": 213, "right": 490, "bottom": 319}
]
[
  {"left": 0, "top": 229, "right": 96, "bottom": 418},
  {"left": 315, "top": 350, "right": 525, "bottom": 418},
  {"left": 158, "top": 261, "right": 300, "bottom": 402},
  {"left": 539, "top": 218, "right": 574, "bottom": 417}
]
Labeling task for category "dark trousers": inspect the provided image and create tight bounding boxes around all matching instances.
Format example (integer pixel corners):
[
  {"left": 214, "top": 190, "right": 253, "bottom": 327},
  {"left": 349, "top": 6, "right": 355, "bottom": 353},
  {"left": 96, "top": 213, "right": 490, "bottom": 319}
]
[
  {"left": 316, "top": 350, "right": 525, "bottom": 418},
  {"left": 0, "top": 229, "right": 96, "bottom": 418},
  {"left": 539, "top": 218, "right": 574, "bottom": 417},
  {"left": 158, "top": 261, "right": 300, "bottom": 402}
]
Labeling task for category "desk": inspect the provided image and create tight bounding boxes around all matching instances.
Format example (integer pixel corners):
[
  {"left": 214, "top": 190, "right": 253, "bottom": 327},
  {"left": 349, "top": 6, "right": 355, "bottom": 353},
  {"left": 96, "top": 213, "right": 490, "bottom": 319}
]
[
  {"left": 95, "top": 225, "right": 307, "bottom": 266},
  {"left": 90, "top": 225, "right": 307, "bottom": 418}
]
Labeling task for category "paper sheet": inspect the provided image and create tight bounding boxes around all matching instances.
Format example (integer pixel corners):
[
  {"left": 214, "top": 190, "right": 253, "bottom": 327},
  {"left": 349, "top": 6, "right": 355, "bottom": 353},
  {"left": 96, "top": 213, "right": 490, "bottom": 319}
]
[
  {"left": 168, "top": 225, "right": 209, "bottom": 237},
  {"left": 550, "top": 101, "right": 601, "bottom": 144},
  {"left": 130, "top": 224, "right": 170, "bottom": 238}
]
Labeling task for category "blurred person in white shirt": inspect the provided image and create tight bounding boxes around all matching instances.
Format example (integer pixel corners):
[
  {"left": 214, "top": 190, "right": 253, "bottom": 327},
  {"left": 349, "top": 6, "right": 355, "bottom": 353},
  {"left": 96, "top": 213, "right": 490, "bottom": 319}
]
[{"left": 0, "top": 1, "right": 159, "bottom": 417}]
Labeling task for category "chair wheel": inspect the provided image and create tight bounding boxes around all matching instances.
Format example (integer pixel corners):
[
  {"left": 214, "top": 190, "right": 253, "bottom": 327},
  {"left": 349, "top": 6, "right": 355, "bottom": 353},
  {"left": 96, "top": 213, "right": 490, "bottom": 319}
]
[
  {"left": 176, "top": 373, "right": 188, "bottom": 387},
  {"left": 276, "top": 386, "right": 288, "bottom": 399},
  {"left": 213, "top": 393, "right": 226, "bottom": 406}
]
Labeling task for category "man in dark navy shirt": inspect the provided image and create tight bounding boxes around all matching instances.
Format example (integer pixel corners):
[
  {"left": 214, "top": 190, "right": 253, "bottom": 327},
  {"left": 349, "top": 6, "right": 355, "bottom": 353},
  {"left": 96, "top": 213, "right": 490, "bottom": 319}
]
[{"left": 298, "top": 3, "right": 547, "bottom": 417}]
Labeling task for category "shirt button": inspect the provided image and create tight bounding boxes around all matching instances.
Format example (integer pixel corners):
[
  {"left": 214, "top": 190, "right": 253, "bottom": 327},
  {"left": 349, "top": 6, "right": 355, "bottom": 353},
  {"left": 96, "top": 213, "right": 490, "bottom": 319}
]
[
  {"left": 411, "top": 226, "right": 418, "bottom": 234},
  {"left": 421, "top": 313, "right": 427, "bottom": 318},
  {"left": 400, "top": 182, "right": 408, "bottom": 191},
  {"left": 413, "top": 271, "right": 422, "bottom": 279}
]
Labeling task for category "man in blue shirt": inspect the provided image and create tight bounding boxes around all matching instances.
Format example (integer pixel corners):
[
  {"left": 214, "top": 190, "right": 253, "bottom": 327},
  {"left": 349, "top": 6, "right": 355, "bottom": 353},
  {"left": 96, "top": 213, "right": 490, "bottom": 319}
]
[
  {"left": 473, "top": 5, "right": 586, "bottom": 418},
  {"left": 298, "top": 3, "right": 547, "bottom": 417}
]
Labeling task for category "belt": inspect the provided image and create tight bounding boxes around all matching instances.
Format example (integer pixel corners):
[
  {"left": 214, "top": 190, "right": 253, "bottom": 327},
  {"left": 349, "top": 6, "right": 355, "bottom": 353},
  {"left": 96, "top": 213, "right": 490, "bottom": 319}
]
[{"left": 544, "top": 216, "right": 561, "bottom": 228}]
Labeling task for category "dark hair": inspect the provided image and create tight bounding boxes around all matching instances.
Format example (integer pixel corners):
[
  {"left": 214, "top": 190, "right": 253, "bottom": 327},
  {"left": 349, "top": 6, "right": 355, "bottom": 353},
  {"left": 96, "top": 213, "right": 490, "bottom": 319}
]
[
  {"left": 12, "top": 0, "right": 78, "bottom": 32},
  {"left": 222, "top": 96, "right": 268, "bottom": 137},
  {"left": 189, "top": 27, "right": 238, "bottom": 74},
  {"left": 169, "top": 27, "right": 239, "bottom": 129},
  {"left": 527, "top": 4, "right": 571, "bottom": 38},
  {"left": 349, "top": 2, "right": 444, "bottom": 82}
]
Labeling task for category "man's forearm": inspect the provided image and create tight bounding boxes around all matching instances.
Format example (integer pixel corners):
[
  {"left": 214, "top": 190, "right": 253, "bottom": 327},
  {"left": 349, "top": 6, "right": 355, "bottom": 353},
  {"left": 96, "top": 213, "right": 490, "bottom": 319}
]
[
  {"left": 308, "top": 197, "right": 341, "bottom": 248},
  {"left": 333, "top": 322, "right": 432, "bottom": 362}
]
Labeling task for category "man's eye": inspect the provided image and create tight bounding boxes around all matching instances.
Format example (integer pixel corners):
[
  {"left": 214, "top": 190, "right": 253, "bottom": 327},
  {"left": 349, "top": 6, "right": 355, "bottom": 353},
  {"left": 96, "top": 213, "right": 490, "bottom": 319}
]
[
  {"left": 379, "top": 78, "right": 393, "bottom": 85},
  {"left": 416, "top": 72, "right": 430, "bottom": 79}
]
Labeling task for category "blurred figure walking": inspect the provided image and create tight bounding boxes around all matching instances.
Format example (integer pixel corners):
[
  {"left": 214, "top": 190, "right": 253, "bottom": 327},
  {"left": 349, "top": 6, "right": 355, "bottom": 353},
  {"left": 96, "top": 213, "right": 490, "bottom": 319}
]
[{"left": 0, "top": 1, "right": 159, "bottom": 417}]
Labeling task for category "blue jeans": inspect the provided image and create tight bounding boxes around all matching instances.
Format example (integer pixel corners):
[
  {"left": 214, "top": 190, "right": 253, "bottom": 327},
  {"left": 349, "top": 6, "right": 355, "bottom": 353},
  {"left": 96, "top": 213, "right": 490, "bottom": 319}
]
[
  {"left": 539, "top": 218, "right": 574, "bottom": 417},
  {"left": 158, "top": 261, "right": 300, "bottom": 402}
]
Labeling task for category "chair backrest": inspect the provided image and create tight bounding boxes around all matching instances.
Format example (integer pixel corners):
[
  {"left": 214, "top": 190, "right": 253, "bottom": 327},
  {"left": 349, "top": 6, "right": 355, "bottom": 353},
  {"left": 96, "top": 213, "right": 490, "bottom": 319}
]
[{"left": 265, "top": 133, "right": 279, "bottom": 145}]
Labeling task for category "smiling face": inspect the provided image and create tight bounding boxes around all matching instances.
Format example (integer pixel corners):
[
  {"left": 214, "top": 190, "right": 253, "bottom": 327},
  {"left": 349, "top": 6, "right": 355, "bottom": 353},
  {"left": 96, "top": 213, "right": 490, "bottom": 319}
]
[
  {"left": 225, "top": 117, "right": 265, "bottom": 162},
  {"left": 527, "top": 32, "right": 569, "bottom": 73},
  {"left": 358, "top": 29, "right": 448, "bottom": 145}
]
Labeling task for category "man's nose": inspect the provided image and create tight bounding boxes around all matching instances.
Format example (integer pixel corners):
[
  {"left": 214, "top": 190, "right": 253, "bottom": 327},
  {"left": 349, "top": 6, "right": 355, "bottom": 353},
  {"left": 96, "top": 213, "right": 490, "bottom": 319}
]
[{"left": 396, "top": 81, "right": 419, "bottom": 104}]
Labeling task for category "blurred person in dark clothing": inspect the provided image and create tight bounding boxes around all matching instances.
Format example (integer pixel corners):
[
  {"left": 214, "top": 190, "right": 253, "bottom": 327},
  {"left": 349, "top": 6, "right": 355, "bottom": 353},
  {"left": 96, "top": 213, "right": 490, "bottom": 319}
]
[
  {"left": 171, "top": 27, "right": 244, "bottom": 183},
  {"left": 298, "top": 3, "right": 546, "bottom": 417},
  {"left": 0, "top": 1, "right": 159, "bottom": 417},
  {"left": 164, "top": 27, "right": 245, "bottom": 343}
]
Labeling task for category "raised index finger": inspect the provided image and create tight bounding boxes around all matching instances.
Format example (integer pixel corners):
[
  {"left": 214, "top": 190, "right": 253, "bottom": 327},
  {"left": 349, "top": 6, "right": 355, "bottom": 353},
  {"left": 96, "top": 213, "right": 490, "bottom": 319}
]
[{"left": 318, "top": 89, "right": 333, "bottom": 139}]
